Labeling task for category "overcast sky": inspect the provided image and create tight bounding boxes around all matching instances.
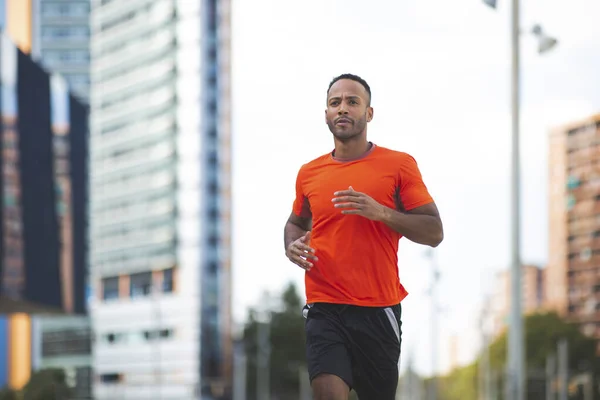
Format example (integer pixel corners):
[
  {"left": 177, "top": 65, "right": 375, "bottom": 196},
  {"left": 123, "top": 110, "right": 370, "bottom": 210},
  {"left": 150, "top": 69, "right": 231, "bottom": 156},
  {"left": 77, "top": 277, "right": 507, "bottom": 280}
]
[{"left": 230, "top": 0, "right": 600, "bottom": 375}]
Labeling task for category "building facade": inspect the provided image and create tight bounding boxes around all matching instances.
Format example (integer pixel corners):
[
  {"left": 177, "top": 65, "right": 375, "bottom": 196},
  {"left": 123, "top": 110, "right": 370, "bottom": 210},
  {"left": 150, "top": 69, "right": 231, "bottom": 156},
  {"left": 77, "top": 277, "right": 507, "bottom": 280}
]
[
  {"left": 0, "top": 33, "right": 88, "bottom": 392},
  {"left": 0, "top": 0, "right": 90, "bottom": 100},
  {"left": 547, "top": 114, "right": 600, "bottom": 340},
  {"left": 489, "top": 265, "right": 546, "bottom": 337},
  {"left": 89, "top": 0, "right": 232, "bottom": 399},
  {"left": 1, "top": 1, "right": 92, "bottom": 396}
]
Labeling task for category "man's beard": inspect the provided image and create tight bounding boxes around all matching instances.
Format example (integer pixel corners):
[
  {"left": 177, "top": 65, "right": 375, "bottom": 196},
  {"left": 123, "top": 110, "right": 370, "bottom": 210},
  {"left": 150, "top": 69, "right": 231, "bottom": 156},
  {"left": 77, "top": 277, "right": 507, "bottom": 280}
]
[{"left": 327, "top": 116, "right": 367, "bottom": 141}]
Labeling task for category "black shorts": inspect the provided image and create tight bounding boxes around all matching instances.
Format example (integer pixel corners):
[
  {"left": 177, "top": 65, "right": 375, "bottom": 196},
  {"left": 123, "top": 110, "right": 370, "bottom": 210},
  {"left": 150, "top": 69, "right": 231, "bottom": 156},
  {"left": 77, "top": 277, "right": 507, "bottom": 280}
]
[{"left": 303, "top": 302, "right": 402, "bottom": 399}]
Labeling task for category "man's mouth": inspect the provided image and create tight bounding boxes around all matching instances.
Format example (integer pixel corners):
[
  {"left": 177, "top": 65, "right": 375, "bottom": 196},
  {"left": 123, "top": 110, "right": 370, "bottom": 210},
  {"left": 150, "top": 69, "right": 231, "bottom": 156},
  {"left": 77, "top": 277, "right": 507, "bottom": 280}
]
[{"left": 335, "top": 118, "right": 352, "bottom": 125}]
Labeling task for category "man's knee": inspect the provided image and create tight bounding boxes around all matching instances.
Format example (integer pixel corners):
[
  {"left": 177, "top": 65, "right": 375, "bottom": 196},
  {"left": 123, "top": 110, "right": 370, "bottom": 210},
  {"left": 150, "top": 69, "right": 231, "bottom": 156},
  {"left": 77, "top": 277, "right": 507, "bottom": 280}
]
[{"left": 312, "top": 373, "right": 350, "bottom": 400}]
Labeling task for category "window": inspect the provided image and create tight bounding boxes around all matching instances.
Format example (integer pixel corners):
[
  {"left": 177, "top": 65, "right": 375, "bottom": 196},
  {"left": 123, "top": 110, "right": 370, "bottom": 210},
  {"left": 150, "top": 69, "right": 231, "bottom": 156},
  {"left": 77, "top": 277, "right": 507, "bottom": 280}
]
[
  {"left": 130, "top": 272, "right": 152, "bottom": 298},
  {"left": 159, "top": 329, "right": 173, "bottom": 338},
  {"left": 100, "top": 373, "right": 122, "bottom": 384},
  {"left": 208, "top": 101, "right": 217, "bottom": 114},
  {"left": 42, "top": 26, "right": 89, "bottom": 40},
  {"left": 207, "top": 180, "right": 219, "bottom": 195},
  {"left": 207, "top": 207, "right": 219, "bottom": 221},
  {"left": 207, "top": 235, "right": 219, "bottom": 247},
  {"left": 101, "top": 10, "right": 136, "bottom": 32},
  {"left": 41, "top": 2, "right": 89, "bottom": 17},
  {"left": 207, "top": 152, "right": 218, "bottom": 167},
  {"left": 162, "top": 268, "right": 173, "bottom": 293},
  {"left": 42, "top": 328, "right": 92, "bottom": 356},
  {"left": 102, "top": 277, "right": 119, "bottom": 300},
  {"left": 207, "top": 262, "right": 218, "bottom": 275},
  {"left": 206, "top": 0, "right": 217, "bottom": 31}
]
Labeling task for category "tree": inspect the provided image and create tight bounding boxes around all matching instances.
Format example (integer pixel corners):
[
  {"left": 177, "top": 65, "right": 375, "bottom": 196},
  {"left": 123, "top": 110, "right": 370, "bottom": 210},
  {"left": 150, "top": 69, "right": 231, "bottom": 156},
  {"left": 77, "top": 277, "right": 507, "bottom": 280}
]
[
  {"left": 21, "top": 368, "right": 72, "bottom": 400},
  {"left": 0, "top": 388, "right": 17, "bottom": 400},
  {"left": 0, "top": 368, "right": 72, "bottom": 400},
  {"left": 488, "top": 312, "right": 599, "bottom": 373},
  {"left": 243, "top": 282, "right": 307, "bottom": 400},
  {"left": 440, "top": 312, "right": 600, "bottom": 400}
]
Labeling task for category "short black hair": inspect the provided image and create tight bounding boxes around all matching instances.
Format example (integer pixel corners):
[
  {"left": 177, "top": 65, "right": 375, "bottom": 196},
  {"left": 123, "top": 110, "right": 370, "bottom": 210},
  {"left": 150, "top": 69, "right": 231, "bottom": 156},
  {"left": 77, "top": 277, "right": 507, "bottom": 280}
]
[{"left": 327, "top": 73, "right": 372, "bottom": 105}]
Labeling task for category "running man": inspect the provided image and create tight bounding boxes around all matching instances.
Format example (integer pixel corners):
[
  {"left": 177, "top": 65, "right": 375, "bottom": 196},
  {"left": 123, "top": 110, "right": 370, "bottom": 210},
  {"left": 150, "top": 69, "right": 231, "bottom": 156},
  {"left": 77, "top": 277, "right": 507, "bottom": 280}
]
[{"left": 284, "top": 73, "right": 444, "bottom": 400}]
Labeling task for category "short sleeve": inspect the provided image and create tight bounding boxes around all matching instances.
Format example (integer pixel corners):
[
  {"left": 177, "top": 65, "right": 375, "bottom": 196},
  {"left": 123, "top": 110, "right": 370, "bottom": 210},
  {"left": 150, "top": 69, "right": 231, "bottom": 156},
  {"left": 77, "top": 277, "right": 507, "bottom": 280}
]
[
  {"left": 292, "top": 166, "right": 312, "bottom": 218},
  {"left": 396, "top": 155, "right": 433, "bottom": 211}
]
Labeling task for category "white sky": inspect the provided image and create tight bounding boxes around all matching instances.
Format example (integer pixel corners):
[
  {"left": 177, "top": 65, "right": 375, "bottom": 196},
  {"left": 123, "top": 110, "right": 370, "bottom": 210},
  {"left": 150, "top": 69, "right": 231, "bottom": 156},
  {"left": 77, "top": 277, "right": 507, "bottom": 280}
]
[{"left": 230, "top": 0, "right": 600, "bottom": 376}]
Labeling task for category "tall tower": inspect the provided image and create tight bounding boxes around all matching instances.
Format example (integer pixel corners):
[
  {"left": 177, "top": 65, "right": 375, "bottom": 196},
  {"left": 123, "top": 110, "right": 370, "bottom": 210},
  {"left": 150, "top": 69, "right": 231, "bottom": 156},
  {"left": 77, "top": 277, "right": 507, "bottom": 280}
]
[
  {"left": 89, "top": 0, "right": 232, "bottom": 399},
  {"left": 547, "top": 113, "right": 600, "bottom": 341},
  {"left": 0, "top": 0, "right": 90, "bottom": 101}
]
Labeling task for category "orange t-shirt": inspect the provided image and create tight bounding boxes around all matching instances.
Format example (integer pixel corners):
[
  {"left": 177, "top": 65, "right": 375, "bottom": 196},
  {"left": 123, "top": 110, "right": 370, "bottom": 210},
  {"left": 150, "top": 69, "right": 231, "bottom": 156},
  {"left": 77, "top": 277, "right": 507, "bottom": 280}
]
[{"left": 292, "top": 144, "right": 434, "bottom": 307}]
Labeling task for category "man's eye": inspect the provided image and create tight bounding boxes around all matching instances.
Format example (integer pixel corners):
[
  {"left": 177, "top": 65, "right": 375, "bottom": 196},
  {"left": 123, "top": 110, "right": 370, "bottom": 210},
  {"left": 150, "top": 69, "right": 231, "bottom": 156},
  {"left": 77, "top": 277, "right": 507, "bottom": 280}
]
[
  {"left": 330, "top": 101, "right": 339, "bottom": 106},
  {"left": 350, "top": 100, "right": 357, "bottom": 105}
]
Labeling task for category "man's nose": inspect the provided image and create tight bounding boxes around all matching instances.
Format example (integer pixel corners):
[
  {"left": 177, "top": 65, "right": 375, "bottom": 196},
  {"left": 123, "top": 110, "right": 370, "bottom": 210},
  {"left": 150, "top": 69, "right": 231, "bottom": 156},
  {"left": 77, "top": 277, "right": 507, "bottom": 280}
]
[{"left": 338, "top": 103, "right": 349, "bottom": 114}]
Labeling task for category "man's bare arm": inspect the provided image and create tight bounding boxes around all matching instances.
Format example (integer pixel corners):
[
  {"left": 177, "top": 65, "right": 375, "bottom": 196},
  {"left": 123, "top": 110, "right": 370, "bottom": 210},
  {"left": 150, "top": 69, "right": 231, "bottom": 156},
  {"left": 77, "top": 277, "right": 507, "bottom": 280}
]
[
  {"left": 379, "top": 203, "right": 443, "bottom": 247},
  {"left": 284, "top": 212, "right": 312, "bottom": 251}
]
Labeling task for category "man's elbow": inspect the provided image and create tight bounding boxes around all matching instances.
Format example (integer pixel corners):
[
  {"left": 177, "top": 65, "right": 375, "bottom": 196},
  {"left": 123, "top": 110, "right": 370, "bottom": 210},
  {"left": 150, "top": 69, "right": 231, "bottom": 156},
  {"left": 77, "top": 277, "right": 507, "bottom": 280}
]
[{"left": 429, "top": 227, "right": 444, "bottom": 248}]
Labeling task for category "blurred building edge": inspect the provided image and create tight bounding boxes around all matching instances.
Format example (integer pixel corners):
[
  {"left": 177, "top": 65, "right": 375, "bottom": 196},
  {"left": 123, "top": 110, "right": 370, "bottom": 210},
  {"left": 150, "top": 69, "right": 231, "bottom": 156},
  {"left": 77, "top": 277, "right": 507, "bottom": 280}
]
[
  {"left": 0, "top": 31, "right": 90, "bottom": 396},
  {"left": 547, "top": 112, "right": 600, "bottom": 352},
  {"left": 488, "top": 264, "right": 546, "bottom": 338},
  {"left": 89, "top": 0, "right": 233, "bottom": 399},
  {"left": 0, "top": 0, "right": 91, "bottom": 102},
  {"left": 0, "top": 1, "right": 93, "bottom": 399}
]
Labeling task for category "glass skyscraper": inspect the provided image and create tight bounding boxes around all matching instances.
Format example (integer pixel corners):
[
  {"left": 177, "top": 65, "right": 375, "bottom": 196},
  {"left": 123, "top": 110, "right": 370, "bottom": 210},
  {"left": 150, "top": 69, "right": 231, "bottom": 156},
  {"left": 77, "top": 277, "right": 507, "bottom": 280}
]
[{"left": 89, "top": 1, "right": 232, "bottom": 399}]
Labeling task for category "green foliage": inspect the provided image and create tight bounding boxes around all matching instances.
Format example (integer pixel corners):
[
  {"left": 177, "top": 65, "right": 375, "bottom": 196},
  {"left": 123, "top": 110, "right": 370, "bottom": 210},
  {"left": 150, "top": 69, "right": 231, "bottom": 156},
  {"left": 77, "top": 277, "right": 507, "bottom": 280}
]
[
  {"left": 243, "top": 282, "right": 307, "bottom": 400},
  {"left": 21, "top": 368, "right": 72, "bottom": 400},
  {"left": 488, "top": 312, "right": 599, "bottom": 373},
  {"left": 0, "top": 368, "right": 72, "bottom": 400},
  {"left": 0, "top": 388, "right": 17, "bottom": 400},
  {"left": 438, "top": 363, "right": 478, "bottom": 400},
  {"left": 441, "top": 312, "right": 600, "bottom": 400}
]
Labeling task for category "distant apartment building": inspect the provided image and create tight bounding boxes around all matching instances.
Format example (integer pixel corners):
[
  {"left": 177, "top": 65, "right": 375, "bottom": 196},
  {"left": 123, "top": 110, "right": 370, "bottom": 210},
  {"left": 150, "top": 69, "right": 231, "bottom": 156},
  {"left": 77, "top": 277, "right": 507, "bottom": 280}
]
[
  {"left": 547, "top": 113, "right": 600, "bottom": 340},
  {"left": 0, "top": 0, "right": 91, "bottom": 100},
  {"left": 0, "top": 33, "right": 88, "bottom": 393},
  {"left": 489, "top": 265, "right": 546, "bottom": 337},
  {"left": 89, "top": 0, "right": 233, "bottom": 399}
]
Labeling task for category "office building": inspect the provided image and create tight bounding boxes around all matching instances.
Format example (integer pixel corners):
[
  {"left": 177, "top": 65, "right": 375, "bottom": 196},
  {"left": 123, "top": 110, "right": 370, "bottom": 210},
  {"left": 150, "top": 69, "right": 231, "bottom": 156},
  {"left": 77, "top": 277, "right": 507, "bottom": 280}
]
[
  {"left": 489, "top": 265, "right": 545, "bottom": 337},
  {"left": 547, "top": 113, "right": 600, "bottom": 340},
  {"left": 0, "top": 0, "right": 90, "bottom": 100},
  {"left": 0, "top": 33, "right": 88, "bottom": 392},
  {"left": 89, "top": 0, "right": 232, "bottom": 399},
  {"left": 1, "top": 1, "right": 92, "bottom": 396}
]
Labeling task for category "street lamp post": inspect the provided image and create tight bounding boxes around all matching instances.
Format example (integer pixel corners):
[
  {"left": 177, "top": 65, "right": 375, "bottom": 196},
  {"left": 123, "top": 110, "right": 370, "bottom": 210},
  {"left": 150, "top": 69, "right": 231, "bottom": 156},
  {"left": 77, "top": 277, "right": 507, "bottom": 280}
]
[{"left": 480, "top": 1, "right": 558, "bottom": 399}]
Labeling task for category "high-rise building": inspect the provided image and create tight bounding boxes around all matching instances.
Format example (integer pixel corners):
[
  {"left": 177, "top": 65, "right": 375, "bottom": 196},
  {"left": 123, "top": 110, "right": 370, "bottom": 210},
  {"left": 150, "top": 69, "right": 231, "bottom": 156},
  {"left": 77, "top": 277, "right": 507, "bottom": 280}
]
[
  {"left": 0, "top": 0, "right": 91, "bottom": 101},
  {"left": 89, "top": 0, "right": 232, "bottom": 399},
  {"left": 547, "top": 113, "right": 600, "bottom": 340},
  {"left": 0, "top": 32, "right": 88, "bottom": 392},
  {"left": 489, "top": 265, "right": 546, "bottom": 337},
  {"left": 0, "top": 1, "right": 92, "bottom": 396}
]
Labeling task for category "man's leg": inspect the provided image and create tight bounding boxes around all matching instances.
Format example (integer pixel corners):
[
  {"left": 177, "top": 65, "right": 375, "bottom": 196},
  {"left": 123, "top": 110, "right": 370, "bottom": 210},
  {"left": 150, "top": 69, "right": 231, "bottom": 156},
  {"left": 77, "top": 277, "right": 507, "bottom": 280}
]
[
  {"left": 348, "top": 304, "right": 402, "bottom": 400},
  {"left": 304, "top": 304, "right": 354, "bottom": 400}
]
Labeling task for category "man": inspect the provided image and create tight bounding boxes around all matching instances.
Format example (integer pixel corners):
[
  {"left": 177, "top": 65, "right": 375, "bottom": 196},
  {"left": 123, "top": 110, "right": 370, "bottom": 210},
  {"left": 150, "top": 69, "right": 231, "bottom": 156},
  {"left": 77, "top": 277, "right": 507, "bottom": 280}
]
[{"left": 284, "top": 73, "right": 444, "bottom": 400}]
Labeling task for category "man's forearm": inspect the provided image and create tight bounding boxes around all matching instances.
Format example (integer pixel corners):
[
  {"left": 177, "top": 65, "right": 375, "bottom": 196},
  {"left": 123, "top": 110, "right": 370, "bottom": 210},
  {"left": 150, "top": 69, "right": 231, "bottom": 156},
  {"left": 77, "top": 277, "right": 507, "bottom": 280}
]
[
  {"left": 284, "top": 222, "right": 308, "bottom": 250},
  {"left": 379, "top": 207, "right": 443, "bottom": 247}
]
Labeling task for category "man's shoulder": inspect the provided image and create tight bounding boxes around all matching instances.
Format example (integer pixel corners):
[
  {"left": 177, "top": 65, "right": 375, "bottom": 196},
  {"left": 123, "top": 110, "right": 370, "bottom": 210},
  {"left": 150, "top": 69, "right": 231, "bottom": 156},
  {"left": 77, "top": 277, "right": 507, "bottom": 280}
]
[
  {"left": 297, "top": 152, "right": 332, "bottom": 172},
  {"left": 374, "top": 145, "right": 417, "bottom": 164}
]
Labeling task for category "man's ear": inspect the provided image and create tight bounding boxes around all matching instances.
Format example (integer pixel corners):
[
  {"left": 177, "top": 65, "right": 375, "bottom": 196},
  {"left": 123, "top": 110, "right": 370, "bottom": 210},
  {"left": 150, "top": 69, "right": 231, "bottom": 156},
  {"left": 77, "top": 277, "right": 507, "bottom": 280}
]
[{"left": 367, "top": 107, "right": 374, "bottom": 122}]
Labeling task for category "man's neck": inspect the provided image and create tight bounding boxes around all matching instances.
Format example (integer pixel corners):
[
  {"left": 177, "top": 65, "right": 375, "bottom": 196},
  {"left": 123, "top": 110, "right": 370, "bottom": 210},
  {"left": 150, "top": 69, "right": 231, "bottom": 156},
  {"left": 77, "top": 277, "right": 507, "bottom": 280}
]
[{"left": 333, "top": 138, "right": 372, "bottom": 160}]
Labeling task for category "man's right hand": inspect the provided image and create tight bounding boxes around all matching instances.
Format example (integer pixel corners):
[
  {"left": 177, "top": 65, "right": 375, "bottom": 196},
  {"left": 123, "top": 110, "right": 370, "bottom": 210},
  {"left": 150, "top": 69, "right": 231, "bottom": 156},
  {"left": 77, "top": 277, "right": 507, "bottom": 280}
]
[{"left": 286, "top": 231, "right": 317, "bottom": 271}]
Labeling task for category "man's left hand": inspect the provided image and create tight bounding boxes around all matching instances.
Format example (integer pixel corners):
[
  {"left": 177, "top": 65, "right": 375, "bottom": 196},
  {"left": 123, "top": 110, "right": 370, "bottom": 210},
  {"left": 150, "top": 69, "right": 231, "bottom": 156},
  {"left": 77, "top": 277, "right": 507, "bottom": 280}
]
[{"left": 332, "top": 186, "right": 386, "bottom": 221}]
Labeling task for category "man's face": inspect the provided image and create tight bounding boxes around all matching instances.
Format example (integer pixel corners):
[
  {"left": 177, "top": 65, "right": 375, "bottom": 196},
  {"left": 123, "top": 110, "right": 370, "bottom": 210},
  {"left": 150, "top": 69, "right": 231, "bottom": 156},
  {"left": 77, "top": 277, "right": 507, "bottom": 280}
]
[{"left": 325, "top": 79, "right": 373, "bottom": 141}]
